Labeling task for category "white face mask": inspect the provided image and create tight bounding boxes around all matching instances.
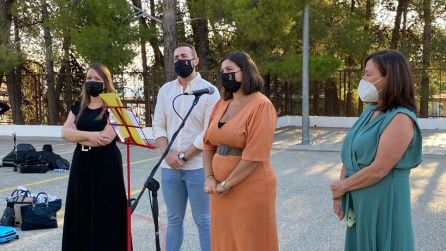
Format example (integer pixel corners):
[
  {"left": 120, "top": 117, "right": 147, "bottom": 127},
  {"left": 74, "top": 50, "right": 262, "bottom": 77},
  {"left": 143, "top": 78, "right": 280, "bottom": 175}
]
[{"left": 357, "top": 78, "right": 383, "bottom": 102}]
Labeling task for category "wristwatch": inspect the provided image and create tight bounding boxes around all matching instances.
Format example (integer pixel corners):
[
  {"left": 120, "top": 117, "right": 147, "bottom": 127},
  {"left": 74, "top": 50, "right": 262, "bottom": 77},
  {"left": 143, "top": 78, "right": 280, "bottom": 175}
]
[{"left": 178, "top": 152, "right": 188, "bottom": 161}]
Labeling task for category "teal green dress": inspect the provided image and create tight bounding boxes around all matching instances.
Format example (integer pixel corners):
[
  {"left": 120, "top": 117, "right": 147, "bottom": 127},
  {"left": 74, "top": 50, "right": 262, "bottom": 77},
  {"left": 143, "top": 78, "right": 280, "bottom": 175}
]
[{"left": 341, "top": 104, "right": 423, "bottom": 251}]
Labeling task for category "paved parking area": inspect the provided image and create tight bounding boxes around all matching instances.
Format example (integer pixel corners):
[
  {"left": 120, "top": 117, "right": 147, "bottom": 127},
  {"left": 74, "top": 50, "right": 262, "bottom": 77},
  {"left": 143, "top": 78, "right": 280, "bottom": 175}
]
[{"left": 0, "top": 127, "right": 445, "bottom": 250}]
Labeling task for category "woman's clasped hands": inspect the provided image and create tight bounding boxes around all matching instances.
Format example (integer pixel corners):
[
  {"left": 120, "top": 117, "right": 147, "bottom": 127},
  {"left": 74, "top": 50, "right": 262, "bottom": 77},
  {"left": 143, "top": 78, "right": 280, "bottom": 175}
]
[
  {"left": 204, "top": 176, "right": 229, "bottom": 196},
  {"left": 92, "top": 132, "right": 112, "bottom": 146},
  {"left": 330, "top": 180, "right": 346, "bottom": 220}
]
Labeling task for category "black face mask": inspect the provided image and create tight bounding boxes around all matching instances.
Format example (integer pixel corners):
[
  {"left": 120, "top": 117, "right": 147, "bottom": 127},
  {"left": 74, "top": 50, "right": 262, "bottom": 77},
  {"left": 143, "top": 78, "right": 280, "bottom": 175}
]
[
  {"left": 85, "top": 81, "right": 104, "bottom": 97},
  {"left": 221, "top": 72, "right": 242, "bottom": 93},
  {"left": 175, "top": 59, "right": 194, "bottom": 78}
]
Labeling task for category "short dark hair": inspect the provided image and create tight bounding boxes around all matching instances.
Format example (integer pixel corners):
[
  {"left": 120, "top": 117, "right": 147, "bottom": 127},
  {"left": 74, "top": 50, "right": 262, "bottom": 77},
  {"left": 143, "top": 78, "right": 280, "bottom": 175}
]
[
  {"left": 220, "top": 51, "right": 264, "bottom": 100},
  {"left": 364, "top": 49, "right": 417, "bottom": 113},
  {"left": 175, "top": 43, "right": 197, "bottom": 58}
]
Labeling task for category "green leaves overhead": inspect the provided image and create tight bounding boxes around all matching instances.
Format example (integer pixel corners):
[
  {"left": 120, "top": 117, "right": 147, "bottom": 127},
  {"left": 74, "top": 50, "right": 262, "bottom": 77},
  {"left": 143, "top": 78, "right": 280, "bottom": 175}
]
[
  {"left": 0, "top": 45, "right": 24, "bottom": 73},
  {"left": 51, "top": 0, "right": 137, "bottom": 72},
  {"left": 264, "top": 54, "right": 342, "bottom": 82}
]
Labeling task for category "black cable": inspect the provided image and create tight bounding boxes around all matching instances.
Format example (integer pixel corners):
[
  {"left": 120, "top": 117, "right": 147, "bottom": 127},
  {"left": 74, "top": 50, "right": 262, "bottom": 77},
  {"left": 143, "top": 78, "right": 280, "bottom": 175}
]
[{"left": 172, "top": 94, "right": 184, "bottom": 121}]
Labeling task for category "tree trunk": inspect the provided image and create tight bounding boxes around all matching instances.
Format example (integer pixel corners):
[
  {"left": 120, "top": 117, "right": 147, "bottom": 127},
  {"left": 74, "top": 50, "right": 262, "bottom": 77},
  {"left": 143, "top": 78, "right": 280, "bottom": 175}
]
[
  {"left": 390, "top": 0, "right": 408, "bottom": 49},
  {"left": 364, "top": 0, "right": 373, "bottom": 31},
  {"left": 7, "top": 8, "right": 25, "bottom": 124},
  {"left": 188, "top": 0, "right": 210, "bottom": 71},
  {"left": 194, "top": 19, "right": 210, "bottom": 70},
  {"left": 6, "top": 69, "right": 24, "bottom": 124},
  {"left": 419, "top": 0, "right": 431, "bottom": 117},
  {"left": 132, "top": 0, "right": 152, "bottom": 126},
  {"left": 324, "top": 81, "right": 332, "bottom": 116},
  {"left": 1, "top": 0, "right": 23, "bottom": 124},
  {"left": 149, "top": 0, "right": 164, "bottom": 70},
  {"left": 162, "top": 0, "right": 177, "bottom": 81},
  {"left": 264, "top": 73, "right": 271, "bottom": 98},
  {"left": 41, "top": 0, "right": 58, "bottom": 124},
  {"left": 312, "top": 81, "right": 319, "bottom": 115},
  {"left": 400, "top": 2, "right": 409, "bottom": 54},
  {"left": 61, "top": 32, "right": 73, "bottom": 117}
]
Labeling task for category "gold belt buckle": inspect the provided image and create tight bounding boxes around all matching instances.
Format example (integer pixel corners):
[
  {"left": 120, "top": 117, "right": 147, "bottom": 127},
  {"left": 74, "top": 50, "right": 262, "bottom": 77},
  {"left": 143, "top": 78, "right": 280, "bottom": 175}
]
[{"left": 81, "top": 145, "right": 91, "bottom": 152}]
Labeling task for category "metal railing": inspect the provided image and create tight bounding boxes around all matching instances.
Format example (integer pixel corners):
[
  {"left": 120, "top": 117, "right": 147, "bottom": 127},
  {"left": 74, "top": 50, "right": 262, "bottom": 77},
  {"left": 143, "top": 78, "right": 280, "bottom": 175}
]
[{"left": 1, "top": 68, "right": 445, "bottom": 125}]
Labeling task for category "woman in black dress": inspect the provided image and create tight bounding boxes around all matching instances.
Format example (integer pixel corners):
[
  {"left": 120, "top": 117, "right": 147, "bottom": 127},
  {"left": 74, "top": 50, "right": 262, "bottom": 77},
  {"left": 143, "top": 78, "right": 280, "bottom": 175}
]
[{"left": 61, "top": 64, "right": 127, "bottom": 250}]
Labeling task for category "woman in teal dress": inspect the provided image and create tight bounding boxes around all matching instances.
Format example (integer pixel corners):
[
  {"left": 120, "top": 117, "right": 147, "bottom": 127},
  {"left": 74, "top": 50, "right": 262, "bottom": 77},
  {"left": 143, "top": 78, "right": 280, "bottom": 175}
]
[{"left": 330, "top": 49, "right": 423, "bottom": 251}]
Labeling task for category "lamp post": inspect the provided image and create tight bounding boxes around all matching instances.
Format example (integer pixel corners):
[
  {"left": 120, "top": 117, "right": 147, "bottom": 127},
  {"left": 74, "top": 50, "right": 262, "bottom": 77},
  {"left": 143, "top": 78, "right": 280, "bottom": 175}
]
[{"left": 301, "top": 1, "right": 310, "bottom": 145}]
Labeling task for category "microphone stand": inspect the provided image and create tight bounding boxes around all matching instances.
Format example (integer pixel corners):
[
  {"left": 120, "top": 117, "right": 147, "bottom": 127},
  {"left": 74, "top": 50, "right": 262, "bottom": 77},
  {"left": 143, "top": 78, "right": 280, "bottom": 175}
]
[{"left": 131, "top": 94, "right": 202, "bottom": 251}]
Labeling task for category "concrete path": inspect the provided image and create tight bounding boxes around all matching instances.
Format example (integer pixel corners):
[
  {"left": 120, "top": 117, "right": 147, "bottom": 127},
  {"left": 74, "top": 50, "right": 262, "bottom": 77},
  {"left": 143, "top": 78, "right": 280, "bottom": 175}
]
[{"left": 0, "top": 127, "right": 445, "bottom": 250}]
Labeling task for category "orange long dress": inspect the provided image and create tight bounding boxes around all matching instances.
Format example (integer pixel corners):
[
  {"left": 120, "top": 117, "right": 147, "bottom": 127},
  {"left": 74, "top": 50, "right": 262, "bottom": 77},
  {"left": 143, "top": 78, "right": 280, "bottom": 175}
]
[{"left": 203, "top": 92, "right": 278, "bottom": 251}]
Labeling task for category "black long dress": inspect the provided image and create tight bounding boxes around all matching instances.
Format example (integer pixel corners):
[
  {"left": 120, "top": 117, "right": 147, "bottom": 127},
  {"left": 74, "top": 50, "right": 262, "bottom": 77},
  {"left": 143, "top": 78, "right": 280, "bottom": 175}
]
[{"left": 62, "top": 103, "right": 127, "bottom": 251}]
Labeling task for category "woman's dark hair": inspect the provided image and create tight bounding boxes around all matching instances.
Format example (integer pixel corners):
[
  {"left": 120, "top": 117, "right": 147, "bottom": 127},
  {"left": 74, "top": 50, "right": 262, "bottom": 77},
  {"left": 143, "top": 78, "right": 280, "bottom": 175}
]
[
  {"left": 365, "top": 49, "right": 417, "bottom": 113},
  {"left": 220, "top": 51, "right": 264, "bottom": 100}
]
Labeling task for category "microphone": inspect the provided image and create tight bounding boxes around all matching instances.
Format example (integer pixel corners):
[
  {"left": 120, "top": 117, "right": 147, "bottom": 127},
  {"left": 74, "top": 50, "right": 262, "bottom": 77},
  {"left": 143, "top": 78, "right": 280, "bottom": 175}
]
[{"left": 183, "top": 87, "right": 215, "bottom": 96}]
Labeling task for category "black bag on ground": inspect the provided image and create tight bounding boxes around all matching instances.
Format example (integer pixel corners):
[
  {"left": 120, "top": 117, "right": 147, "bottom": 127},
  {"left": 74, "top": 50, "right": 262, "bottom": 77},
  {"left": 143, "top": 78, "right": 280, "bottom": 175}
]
[
  {"left": 42, "top": 144, "right": 53, "bottom": 152},
  {"left": 1, "top": 150, "right": 15, "bottom": 167},
  {"left": 0, "top": 207, "right": 14, "bottom": 226},
  {"left": 2, "top": 189, "right": 33, "bottom": 227},
  {"left": 16, "top": 144, "right": 36, "bottom": 164},
  {"left": 1, "top": 133, "right": 16, "bottom": 168},
  {"left": 17, "top": 160, "right": 49, "bottom": 173},
  {"left": 16, "top": 152, "right": 49, "bottom": 173},
  {"left": 20, "top": 192, "right": 62, "bottom": 231},
  {"left": 38, "top": 151, "right": 70, "bottom": 170}
]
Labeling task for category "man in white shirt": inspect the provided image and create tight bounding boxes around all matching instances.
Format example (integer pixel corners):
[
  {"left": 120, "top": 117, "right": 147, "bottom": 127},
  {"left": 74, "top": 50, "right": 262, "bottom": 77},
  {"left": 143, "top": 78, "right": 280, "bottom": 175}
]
[{"left": 152, "top": 43, "right": 220, "bottom": 251}]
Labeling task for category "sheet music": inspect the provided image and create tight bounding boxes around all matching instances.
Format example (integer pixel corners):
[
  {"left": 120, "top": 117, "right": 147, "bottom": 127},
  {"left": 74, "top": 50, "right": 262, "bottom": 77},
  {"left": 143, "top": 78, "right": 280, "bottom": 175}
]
[{"left": 100, "top": 93, "right": 148, "bottom": 146}]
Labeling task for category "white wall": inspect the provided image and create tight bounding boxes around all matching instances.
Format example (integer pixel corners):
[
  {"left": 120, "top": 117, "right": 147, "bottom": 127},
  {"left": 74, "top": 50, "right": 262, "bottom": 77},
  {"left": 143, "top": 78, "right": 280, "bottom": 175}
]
[
  {"left": 0, "top": 125, "right": 153, "bottom": 139},
  {"left": 276, "top": 115, "right": 446, "bottom": 130},
  {"left": 1, "top": 116, "right": 444, "bottom": 138}
]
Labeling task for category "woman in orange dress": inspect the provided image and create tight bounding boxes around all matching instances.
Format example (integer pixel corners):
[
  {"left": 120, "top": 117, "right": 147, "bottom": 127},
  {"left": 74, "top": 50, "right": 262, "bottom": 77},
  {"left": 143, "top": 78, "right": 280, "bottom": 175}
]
[{"left": 203, "top": 51, "right": 278, "bottom": 251}]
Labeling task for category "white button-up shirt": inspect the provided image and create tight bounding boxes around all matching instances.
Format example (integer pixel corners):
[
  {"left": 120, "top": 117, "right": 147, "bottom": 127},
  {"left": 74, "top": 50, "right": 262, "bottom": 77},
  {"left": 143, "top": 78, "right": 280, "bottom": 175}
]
[{"left": 152, "top": 73, "right": 220, "bottom": 170}]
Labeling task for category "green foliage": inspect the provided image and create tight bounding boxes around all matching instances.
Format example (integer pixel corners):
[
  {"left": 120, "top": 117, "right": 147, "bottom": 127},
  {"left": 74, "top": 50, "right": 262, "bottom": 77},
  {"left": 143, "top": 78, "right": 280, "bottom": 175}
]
[
  {"left": 0, "top": 46, "right": 23, "bottom": 73},
  {"left": 264, "top": 54, "right": 342, "bottom": 82},
  {"left": 50, "top": 0, "right": 138, "bottom": 72},
  {"left": 310, "top": 1, "right": 372, "bottom": 64},
  {"left": 207, "top": 0, "right": 302, "bottom": 59},
  {"left": 205, "top": 0, "right": 363, "bottom": 82},
  {"left": 430, "top": 25, "right": 446, "bottom": 62}
]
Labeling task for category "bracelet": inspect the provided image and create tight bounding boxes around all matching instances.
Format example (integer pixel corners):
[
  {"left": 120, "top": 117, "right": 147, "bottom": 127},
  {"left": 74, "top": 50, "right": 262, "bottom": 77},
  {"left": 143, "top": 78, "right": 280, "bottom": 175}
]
[
  {"left": 206, "top": 174, "right": 214, "bottom": 178},
  {"left": 220, "top": 180, "right": 230, "bottom": 191}
]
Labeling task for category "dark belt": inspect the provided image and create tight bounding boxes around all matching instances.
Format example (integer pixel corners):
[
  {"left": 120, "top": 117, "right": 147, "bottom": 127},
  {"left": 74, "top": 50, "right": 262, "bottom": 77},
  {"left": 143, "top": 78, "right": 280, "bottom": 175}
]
[{"left": 216, "top": 144, "right": 243, "bottom": 156}]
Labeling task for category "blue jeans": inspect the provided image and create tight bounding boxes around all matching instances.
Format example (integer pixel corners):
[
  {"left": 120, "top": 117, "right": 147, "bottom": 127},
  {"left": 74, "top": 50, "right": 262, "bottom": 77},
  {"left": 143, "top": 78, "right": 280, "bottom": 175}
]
[{"left": 161, "top": 168, "right": 210, "bottom": 251}]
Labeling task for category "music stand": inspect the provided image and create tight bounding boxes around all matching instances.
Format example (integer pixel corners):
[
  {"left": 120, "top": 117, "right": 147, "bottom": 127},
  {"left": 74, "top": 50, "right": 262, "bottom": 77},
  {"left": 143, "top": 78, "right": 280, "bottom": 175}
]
[
  {"left": 100, "top": 93, "right": 156, "bottom": 251},
  {"left": 129, "top": 93, "right": 205, "bottom": 251}
]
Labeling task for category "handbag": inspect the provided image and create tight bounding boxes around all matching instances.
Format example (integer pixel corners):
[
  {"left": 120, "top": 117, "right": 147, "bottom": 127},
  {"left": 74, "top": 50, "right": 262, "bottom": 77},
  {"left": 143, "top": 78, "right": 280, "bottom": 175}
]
[
  {"left": 20, "top": 192, "right": 62, "bottom": 231},
  {"left": 0, "top": 207, "right": 14, "bottom": 226},
  {"left": 1, "top": 189, "right": 33, "bottom": 227},
  {"left": 10, "top": 189, "right": 33, "bottom": 227}
]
